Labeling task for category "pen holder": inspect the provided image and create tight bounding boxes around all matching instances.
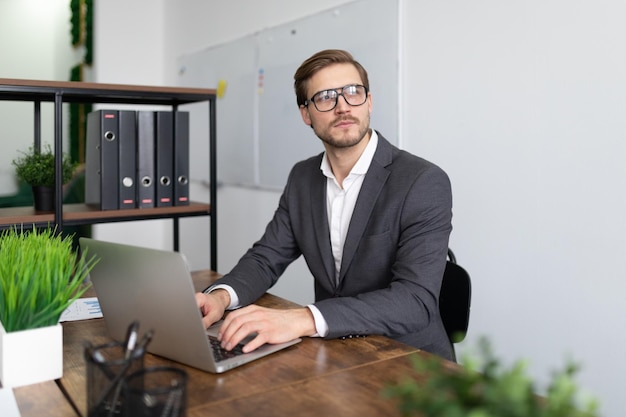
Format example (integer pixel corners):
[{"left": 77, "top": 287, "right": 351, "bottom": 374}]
[
  {"left": 85, "top": 341, "right": 145, "bottom": 417},
  {"left": 123, "top": 366, "right": 188, "bottom": 417}
]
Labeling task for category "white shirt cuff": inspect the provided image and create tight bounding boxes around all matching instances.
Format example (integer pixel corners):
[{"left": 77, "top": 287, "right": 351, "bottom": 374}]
[
  {"left": 306, "top": 305, "right": 329, "bottom": 337},
  {"left": 204, "top": 284, "right": 240, "bottom": 310}
]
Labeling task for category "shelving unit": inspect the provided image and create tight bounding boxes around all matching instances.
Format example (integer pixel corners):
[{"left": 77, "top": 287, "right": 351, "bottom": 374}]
[{"left": 0, "top": 78, "right": 218, "bottom": 271}]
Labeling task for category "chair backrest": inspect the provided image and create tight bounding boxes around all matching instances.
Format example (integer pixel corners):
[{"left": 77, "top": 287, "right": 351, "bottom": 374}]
[{"left": 439, "top": 248, "right": 472, "bottom": 344}]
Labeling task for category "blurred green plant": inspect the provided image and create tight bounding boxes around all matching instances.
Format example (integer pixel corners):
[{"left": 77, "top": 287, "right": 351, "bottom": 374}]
[
  {"left": 383, "top": 337, "right": 598, "bottom": 417},
  {"left": 12, "top": 144, "right": 76, "bottom": 187},
  {"left": 0, "top": 226, "right": 98, "bottom": 332}
]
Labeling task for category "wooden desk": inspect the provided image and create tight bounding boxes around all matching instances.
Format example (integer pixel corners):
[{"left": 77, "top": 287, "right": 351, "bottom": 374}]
[
  {"left": 16, "top": 270, "right": 451, "bottom": 417},
  {"left": 12, "top": 381, "right": 77, "bottom": 417}
]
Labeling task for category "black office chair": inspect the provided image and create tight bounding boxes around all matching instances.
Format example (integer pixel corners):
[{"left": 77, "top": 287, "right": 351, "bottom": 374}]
[{"left": 439, "top": 248, "right": 472, "bottom": 346}]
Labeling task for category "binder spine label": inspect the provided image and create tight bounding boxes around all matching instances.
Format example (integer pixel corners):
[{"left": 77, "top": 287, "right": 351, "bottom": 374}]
[
  {"left": 118, "top": 110, "right": 137, "bottom": 209},
  {"left": 174, "top": 111, "right": 190, "bottom": 206},
  {"left": 137, "top": 111, "right": 155, "bottom": 208},
  {"left": 86, "top": 110, "right": 119, "bottom": 210},
  {"left": 155, "top": 111, "right": 174, "bottom": 207}
]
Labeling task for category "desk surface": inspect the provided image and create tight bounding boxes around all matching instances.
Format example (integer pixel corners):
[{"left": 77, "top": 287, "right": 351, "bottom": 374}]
[{"left": 15, "top": 270, "right": 453, "bottom": 417}]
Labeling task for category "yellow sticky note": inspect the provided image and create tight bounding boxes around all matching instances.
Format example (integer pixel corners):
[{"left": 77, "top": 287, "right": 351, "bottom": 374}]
[{"left": 217, "top": 79, "right": 227, "bottom": 98}]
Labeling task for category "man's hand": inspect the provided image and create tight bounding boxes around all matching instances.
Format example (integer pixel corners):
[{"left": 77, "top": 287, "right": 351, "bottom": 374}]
[
  {"left": 195, "top": 289, "right": 230, "bottom": 329},
  {"left": 218, "top": 305, "right": 316, "bottom": 353}
]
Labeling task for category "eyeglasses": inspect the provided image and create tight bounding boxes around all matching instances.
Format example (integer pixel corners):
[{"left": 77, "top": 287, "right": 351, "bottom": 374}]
[{"left": 304, "top": 84, "right": 368, "bottom": 112}]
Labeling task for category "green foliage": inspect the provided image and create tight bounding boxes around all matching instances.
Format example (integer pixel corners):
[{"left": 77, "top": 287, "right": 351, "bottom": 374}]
[
  {"left": 0, "top": 226, "right": 98, "bottom": 332},
  {"left": 69, "top": 0, "right": 93, "bottom": 65},
  {"left": 84, "top": 0, "right": 94, "bottom": 65},
  {"left": 383, "top": 338, "right": 599, "bottom": 417},
  {"left": 70, "top": 0, "right": 81, "bottom": 46},
  {"left": 12, "top": 144, "right": 76, "bottom": 187}
]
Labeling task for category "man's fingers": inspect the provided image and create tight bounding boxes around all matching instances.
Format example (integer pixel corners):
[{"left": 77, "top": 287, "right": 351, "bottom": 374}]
[
  {"left": 219, "top": 306, "right": 264, "bottom": 349},
  {"left": 195, "top": 292, "right": 226, "bottom": 329},
  {"left": 242, "top": 334, "right": 267, "bottom": 353},
  {"left": 217, "top": 305, "right": 310, "bottom": 352}
]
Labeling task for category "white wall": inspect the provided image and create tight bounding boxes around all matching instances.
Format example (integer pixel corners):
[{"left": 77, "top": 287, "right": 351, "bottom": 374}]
[
  {"left": 404, "top": 3, "right": 626, "bottom": 417},
  {"left": 0, "top": 0, "right": 74, "bottom": 195},
  {"left": 5, "top": 1, "right": 624, "bottom": 416}
]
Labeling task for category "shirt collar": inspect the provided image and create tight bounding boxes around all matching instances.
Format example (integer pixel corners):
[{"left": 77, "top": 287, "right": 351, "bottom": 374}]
[{"left": 320, "top": 129, "right": 378, "bottom": 178}]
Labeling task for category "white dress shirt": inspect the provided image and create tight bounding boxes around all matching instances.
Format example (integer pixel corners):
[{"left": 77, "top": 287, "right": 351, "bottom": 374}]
[{"left": 307, "top": 130, "right": 378, "bottom": 336}]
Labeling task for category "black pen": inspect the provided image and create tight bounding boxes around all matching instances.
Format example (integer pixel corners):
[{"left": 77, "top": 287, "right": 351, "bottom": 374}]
[
  {"left": 98, "top": 328, "right": 155, "bottom": 417},
  {"left": 124, "top": 320, "right": 140, "bottom": 359},
  {"left": 136, "top": 328, "right": 155, "bottom": 353}
]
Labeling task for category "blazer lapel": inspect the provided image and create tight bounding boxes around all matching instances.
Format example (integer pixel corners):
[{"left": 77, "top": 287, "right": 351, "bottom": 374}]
[
  {"left": 339, "top": 135, "right": 392, "bottom": 284},
  {"left": 309, "top": 163, "right": 336, "bottom": 287}
]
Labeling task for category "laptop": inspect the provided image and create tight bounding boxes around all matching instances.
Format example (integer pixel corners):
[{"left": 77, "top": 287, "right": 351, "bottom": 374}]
[{"left": 78, "top": 237, "right": 301, "bottom": 373}]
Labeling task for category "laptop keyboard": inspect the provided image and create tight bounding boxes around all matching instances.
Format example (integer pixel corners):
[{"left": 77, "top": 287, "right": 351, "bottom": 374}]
[{"left": 208, "top": 335, "right": 245, "bottom": 362}]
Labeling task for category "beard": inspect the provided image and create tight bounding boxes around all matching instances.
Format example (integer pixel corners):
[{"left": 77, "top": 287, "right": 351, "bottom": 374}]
[{"left": 312, "top": 114, "right": 371, "bottom": 149}]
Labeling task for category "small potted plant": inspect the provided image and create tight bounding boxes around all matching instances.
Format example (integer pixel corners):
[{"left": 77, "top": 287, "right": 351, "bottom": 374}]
[
  {"left": 11, "top": 144, "right": 76, "bottom": 212},
  {"left": 0, "top": 226, "right": 98, "bottom": 387},
  {"left": 383, "top": 337, "right": 599, "bottom": 417}
]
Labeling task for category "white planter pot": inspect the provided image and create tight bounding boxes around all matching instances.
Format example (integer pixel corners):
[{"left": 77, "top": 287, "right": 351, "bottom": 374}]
[{"left": 0, "top": 322, "right": 63, "bottom": 388}]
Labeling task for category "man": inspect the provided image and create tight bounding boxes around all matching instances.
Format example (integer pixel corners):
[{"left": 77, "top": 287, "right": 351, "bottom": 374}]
[{"left": 195, "top": 49, "right": 454, "bottom": 361}]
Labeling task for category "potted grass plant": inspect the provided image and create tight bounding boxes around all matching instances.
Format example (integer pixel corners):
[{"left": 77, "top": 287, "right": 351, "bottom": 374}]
[
  {"left": 0, "top": 226, "right": 98, "bottom": 387},
  {"left": 383, "top": 337, "right": 599, "bottom": 417},
  {"left": 12, "top": 144, "right": 76, "bottom": 212}
]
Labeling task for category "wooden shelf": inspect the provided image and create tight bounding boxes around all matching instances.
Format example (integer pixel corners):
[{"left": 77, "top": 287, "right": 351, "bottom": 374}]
[
  {"left": 0, "top": 78, "right": 216, "bottom": 105},
  {"left": 0, "top": 78, "right": 218, "bottom": 269},
  {"left": 0, "top": 202, "right": 211, "bottom": 229}
]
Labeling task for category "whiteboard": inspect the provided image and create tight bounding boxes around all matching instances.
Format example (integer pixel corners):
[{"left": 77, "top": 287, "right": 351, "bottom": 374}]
[{"left": 177, "top": 0, "right": 399, "bottom": 189}]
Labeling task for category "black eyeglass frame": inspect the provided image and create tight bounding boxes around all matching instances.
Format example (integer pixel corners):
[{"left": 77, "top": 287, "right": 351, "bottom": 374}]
[{"left": 304, "top": 84, "right": 369, "bottom": 112}]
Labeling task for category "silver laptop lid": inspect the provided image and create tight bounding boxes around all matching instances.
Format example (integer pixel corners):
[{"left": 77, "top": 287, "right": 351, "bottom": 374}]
[{"left": 79, "top": 237, "right": 300, "bottom": 373}]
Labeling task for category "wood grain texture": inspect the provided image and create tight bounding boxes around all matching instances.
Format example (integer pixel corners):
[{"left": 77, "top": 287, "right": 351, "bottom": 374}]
[
  {"left": 13, "top": 381, "right": 78, "bottom": 417},
  {"left": 16, "top": 270, "right": 455, "bottom": 416}
]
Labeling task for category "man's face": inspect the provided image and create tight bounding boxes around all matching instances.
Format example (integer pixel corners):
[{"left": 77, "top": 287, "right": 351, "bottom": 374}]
[{"left": 299, "top": 63, "right": 372, "bottom": 149}]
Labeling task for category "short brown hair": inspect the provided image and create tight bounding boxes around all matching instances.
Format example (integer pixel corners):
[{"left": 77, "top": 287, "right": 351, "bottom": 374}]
[{"left": 293, "top": 49, "right": 370, "bottom": 107}]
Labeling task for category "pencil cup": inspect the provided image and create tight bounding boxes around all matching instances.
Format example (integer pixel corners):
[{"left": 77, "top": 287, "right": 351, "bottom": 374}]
[
  {"left": 122, "top": 366, "right": 188, "bottom": 417},
  {"left": 84, "top": 341, "right": 145, "bottom": 417}
]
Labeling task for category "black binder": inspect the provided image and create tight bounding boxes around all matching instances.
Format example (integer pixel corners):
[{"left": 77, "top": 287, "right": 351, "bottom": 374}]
[
  {"left": 118, "top": 110, "right": 137, "bottom": 209},
  {"left": 155, "top": 111, "right": 174, "bottom": 207},
  {"left": 85, "top": 110, "right": 119, "bottom": 210},
  {"left": 137, "top": 111, "right": 155, "bottom": 208},
  {"left": 174, "top": 111, "right": 190, "bottom": 206}
]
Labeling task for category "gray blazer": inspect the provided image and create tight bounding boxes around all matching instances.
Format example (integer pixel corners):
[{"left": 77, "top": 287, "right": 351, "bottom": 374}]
[{"left": 218, "top": 133, "right": 454, "bottom": 361}]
